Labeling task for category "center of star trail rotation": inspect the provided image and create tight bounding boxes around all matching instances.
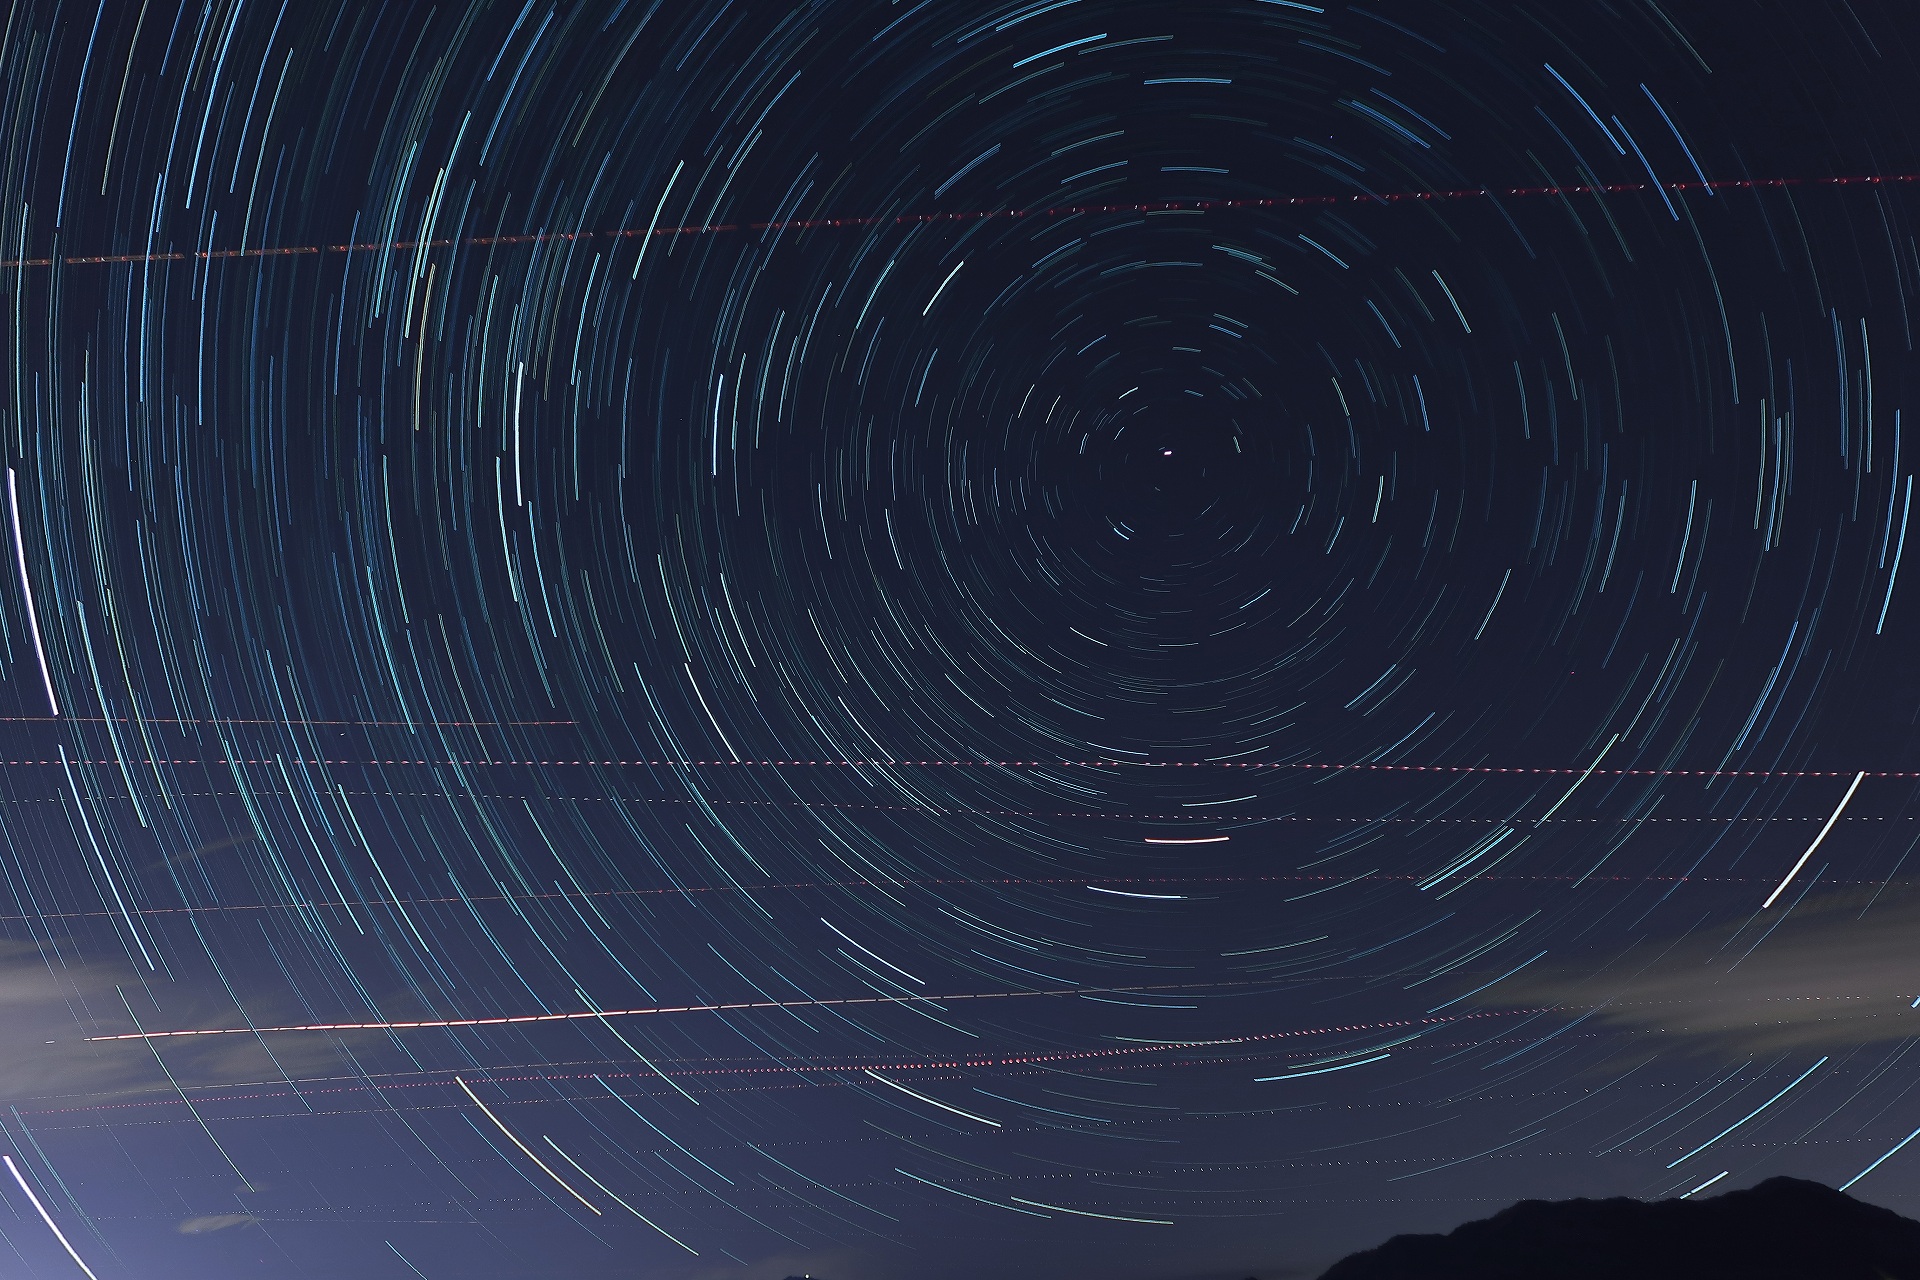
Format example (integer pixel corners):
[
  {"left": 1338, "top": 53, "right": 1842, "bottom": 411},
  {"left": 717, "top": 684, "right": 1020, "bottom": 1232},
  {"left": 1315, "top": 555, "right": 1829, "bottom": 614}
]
[{"left": 0, "top": 2, "right": 1915, "bottom": 1278}]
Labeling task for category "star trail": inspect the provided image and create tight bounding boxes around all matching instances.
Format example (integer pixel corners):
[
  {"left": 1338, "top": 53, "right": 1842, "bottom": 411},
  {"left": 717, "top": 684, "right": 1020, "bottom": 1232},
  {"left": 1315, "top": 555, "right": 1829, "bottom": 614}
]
[{"left": 0, "top": 2, "right": 1917, "bottom": 1278}]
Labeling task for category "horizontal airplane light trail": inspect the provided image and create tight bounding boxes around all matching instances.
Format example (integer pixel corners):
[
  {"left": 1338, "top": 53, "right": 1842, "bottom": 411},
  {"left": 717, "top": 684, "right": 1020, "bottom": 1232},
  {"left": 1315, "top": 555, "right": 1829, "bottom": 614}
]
[
  {"left": 0, "top": 716, "right": 574, "bottom": 727},
  {"left": 83, "top": 996, "right": 1565, "bottom": 1059},
  {"left": 81, "top": 982, "right": 1244, "bottom": 1040},
  {"left": 3, "top": 172, "right": 1912, "bottom": 271},
  {"left": 0, "top": 755, "right": 1904, "bottom": 778}
]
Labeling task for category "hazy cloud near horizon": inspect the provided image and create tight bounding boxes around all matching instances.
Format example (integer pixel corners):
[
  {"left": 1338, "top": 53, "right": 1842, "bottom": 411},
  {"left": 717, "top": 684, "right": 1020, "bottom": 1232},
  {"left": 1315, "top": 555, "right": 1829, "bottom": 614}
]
[
  {"left": 1483, "top": 885, "right": 1920, "bottom": 1060},
  {"left": 0, "top": 940, "right": 376, "bottom": 1109}
]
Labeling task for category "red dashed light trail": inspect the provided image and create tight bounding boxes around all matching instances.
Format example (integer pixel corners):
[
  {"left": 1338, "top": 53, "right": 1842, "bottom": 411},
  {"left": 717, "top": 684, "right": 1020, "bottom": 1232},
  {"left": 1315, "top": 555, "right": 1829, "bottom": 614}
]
[
  {"left": 0, "top": 752, "right": 1904, "bottom": 782},
  {"left": 36, "top": 1008, "right": 1580, "bottom": 1122},
  {"left": 4, "top": 172, "right": 1914, "bottom": 270},
  {"left": 0, "top": 756, "right": 1906, "bottom": 777},
  {"left": 82, "top": 984, "right": 1550, "bottom": 1045},
  {"left": 82, "top": 981, "right": 1265, "bottom": 1041},
  {"left": 0, "top": 717, "right": 575, "bottom": 727}
]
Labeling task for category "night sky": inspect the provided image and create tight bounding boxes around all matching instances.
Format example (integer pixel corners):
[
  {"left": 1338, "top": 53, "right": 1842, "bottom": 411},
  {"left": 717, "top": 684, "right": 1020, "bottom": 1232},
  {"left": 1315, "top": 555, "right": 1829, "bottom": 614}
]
[{"left": 0, "top": 1, "right": 1918, "bottom": 1278}]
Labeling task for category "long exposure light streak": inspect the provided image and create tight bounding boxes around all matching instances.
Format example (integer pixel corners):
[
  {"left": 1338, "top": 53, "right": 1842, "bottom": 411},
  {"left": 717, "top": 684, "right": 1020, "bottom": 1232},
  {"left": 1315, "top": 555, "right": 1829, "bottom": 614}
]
[
  {"left": 1760, "top": 771, "right": 1869, "bottom": 908},
  {"left": 4, "top": 172, "right": 1916, "bottom": 272},
  {"left": 453, "top": 1077, "right": 601, "bottom": 1214},
  {"left": 6, "top": 470, "right": 58, "bottom": 717},
  {"left": 2, "top": 1155, "right": 103, "bottom": 1280},
  {"left": 84, "top": 982, "right": 1273, "bottom": 1041},
  {"left": 0, "top": 755, "right": 1909, "bottom": 778}
]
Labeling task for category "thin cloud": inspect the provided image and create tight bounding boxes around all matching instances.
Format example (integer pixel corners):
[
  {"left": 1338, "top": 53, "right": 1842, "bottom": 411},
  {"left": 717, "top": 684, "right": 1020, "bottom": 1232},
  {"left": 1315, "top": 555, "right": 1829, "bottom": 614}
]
[
  {"left": 177, "top": 1214, "right": 260, "bottom": 1235},
  {"left": 0, "top": 941, "right": 377, "bottom": 1109},
  {"left": 1485, "top": 885, "right": 1920, "bottom": 1059}
]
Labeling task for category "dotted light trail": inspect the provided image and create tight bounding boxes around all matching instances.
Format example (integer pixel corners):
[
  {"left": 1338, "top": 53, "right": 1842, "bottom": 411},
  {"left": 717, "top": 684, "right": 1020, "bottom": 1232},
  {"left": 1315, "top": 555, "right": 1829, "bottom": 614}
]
[
  {"left": 0, "top": 756, "right": 1909, "bottom": 777},
  {"left": 4, "top": 172, "right": 1915, "bottom": 272},
  {"left": 83, "top": 981, "right": 1251, "bottom": 1041}
]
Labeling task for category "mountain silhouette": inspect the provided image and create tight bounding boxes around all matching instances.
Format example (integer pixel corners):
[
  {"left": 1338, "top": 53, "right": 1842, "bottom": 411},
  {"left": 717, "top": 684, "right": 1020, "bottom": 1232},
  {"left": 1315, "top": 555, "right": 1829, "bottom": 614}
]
[{"left": 1315, "top": 1176, "right": 1920, "bottom": 1279}]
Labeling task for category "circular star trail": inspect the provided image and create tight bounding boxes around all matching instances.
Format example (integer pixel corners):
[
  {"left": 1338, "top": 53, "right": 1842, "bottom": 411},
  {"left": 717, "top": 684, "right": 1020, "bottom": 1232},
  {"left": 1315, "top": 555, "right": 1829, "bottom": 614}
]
[{"left": 1, "top": 2, "right": 1918, "bottom": 1278}]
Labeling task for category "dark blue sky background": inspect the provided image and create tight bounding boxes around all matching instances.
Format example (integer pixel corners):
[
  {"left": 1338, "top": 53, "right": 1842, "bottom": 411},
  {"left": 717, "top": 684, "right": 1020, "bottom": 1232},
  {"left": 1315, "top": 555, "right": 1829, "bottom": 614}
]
[{"left": 1, "top": 1, "right": 1919, "bottom": 1277}]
